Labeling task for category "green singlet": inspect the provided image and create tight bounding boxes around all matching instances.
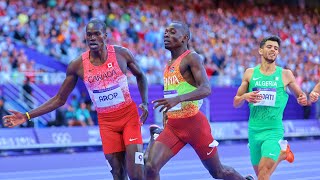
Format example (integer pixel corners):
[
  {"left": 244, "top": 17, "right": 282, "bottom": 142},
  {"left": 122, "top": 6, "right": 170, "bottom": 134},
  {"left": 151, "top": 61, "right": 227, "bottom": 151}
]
[{"left": 247, "top": 65, "right": 288, "bottom": 165}]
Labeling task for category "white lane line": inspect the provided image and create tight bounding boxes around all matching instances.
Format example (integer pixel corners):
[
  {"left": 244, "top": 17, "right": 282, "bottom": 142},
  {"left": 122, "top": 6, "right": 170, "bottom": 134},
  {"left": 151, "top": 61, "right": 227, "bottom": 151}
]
[
  {"left": 1, "top": 156, "right": 319, "bottom": 176},
  {"left": 289, "top": 176, "right": 320, "bottom": 180}
]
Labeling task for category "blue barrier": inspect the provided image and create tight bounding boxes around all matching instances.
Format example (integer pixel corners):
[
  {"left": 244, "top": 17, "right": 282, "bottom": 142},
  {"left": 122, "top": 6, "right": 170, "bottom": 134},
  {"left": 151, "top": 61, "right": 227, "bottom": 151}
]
[{"left": 1, "top": 120, "right": 319, "bottom": 150}]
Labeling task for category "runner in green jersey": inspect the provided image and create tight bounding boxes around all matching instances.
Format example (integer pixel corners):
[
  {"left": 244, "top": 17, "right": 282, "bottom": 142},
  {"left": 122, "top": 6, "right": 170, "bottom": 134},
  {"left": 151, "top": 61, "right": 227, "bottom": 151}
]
[{"left": 233, "top": 36, "right": 308, "bottom": 179}]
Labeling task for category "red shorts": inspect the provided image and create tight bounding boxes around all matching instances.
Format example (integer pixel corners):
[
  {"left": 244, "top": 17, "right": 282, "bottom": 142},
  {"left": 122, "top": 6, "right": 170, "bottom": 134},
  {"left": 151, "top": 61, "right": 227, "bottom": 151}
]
[
  {"left": 98, "top": 102, "right": 143, "bottom": 154},
  {"left": 156, "top": 111, "right": 217, "bottom": 160}
]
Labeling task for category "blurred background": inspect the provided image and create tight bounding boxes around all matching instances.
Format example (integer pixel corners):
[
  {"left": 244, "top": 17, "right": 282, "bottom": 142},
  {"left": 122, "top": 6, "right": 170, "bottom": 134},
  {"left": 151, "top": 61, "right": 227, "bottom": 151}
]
[{"left": 0, "top": 0, "right": 319, "bottom": 179}]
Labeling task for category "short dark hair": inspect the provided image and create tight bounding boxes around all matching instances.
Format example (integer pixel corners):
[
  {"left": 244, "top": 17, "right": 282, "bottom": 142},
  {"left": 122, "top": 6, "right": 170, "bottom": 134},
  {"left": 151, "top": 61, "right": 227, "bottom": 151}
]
[
  {"left": 172, "top": 21, "right": 191, "bottom": 41},
  {"left": 87, "top": 18, "right": 107, "bottom": 33},
  {"left": 260, "top": 35, "right": 281, "bottom": 48}
]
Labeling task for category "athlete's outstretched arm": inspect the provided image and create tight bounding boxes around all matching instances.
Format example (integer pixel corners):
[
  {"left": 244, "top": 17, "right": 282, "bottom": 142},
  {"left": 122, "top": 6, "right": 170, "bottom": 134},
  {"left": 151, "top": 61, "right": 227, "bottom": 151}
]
[
  {"left": 120, "top": 47, "right": 149, "bottom": 123},
  {"left": 3, "top": 58, "right": 81, "bottom": 127},
  {"left": 284, "top": 69, "right": 307, "bottom": 106},
  {"left": 233, "top": 68, "right": 261, "bottom": 108},
  {"left": 310, "top": 81, "right": 320, "bottom": 103}
]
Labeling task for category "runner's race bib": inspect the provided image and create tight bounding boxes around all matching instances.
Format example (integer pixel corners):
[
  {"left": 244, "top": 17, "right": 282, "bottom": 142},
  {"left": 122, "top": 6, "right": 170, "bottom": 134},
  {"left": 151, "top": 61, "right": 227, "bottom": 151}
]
[
  {"left": 92, "top": 85, "right": 125, "bottom": 107},
  {"left": 164, "top": 90, "right": 181, "bottom": 111},
  {"left": 253, "top": 87, "right": 276, "bottom": 107}
]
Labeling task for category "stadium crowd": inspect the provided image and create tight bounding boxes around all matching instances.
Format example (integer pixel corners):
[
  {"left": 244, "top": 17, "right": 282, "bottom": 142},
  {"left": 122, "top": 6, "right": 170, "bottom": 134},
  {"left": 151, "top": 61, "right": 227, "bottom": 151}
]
[
  {"left": 0, "top": 0, "right": 319, "bottom": 127},
  {"left": 0, "top": 0, "right": 319, "bottom": 87}
]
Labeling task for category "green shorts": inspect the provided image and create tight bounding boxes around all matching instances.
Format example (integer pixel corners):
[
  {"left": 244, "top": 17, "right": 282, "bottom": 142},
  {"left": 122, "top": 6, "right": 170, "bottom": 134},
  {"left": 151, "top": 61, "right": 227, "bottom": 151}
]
[{"left": 248, "top": 129, "right": 284, "bottom": 165}]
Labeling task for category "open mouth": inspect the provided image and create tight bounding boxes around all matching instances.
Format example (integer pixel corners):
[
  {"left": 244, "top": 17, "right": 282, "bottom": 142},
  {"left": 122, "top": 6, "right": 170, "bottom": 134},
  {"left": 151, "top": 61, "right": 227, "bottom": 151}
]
[{"left": 89, "top": 43, "right": 98, "bottom": 48}]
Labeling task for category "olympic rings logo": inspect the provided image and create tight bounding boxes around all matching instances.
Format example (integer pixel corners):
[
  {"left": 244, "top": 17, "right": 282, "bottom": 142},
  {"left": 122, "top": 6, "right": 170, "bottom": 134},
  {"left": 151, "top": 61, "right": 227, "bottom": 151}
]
[{"left": 51, "top": 132, "right": 72, "bottom": 144}]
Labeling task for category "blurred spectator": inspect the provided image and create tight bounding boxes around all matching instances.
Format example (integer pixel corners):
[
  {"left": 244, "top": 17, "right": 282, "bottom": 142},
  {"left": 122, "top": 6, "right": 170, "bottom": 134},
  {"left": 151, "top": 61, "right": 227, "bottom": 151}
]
[
  {"left": 70, "top": 94, "right": 79, "bottom": 109},
  {"left": 0, "top": 0, "right": 318, "bottom": 87},
  {"left": 47, "top": 105, "right": 67, "bottom": 127},
  {"left": 301, "top": 77, "right": 316, "bottom": 119},
  {"left": 75, "top": 102, "right": 94, "bottom": 126},
  {"left": 22, "top": 77, "right": 33, "bottom": 109},
  {"left": 89, "top": 104, "right": 98, "bottom": 125},
  {"left": 80, "top": 91, "right": 91, "bottom": 104},
  {"left": 65, "top": 104, "right": 78, "bottom": 126},
  {"left": 21, "top": 77, "right": 34, "bottom": 127},
  {"left": 316, "top": 97, "right": 320, "bottom": 120}
]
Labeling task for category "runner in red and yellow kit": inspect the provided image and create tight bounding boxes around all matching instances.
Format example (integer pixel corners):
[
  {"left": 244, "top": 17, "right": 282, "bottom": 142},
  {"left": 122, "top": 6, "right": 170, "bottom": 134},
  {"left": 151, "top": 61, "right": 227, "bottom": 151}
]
[
  {"left": 145, "top": 22, "right": 254, "bottom": 180},
  {"left": 3, "top": 19, "right": 148, "bottom": 180}
]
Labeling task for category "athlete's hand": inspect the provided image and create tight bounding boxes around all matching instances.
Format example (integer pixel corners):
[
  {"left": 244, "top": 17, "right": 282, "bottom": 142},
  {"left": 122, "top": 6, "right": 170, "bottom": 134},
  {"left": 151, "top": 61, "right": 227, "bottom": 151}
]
[
  {"left": 2, "top": 110, "right": 27, "bottom": 128},
  {"left": 139, "top": 103, "right": 149, "bottom": 124},
  {"left": 297, "top": 93, "right": 308, "bottom": 106},
  {"left": 309, "top": 91, "right": 319, "bottom": 103},
  {"left": 244, "top": 91, "right": 262, "bottom": 103},
  {"left": 152, "top": 96, "right": 181, "bottom": 112}
]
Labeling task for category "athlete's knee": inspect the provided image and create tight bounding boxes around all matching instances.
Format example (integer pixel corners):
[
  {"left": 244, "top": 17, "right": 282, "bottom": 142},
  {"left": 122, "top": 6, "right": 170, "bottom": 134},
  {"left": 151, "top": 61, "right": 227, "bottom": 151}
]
[
  {"left": 110, "top": 168, "right": 126, "bottom": 179},
  {"left": 208, "top": 166, "right": 226, "bottom": 179},
  {"left": 210, "top": 165, "right": 238, "bottom": 179},
  {"left": 126, "top": 152, "right": 145, "bottom": 180},
  {"left": 209, "top": 169, "right": 224, "bottom": 179},
  {"left": 105, "top": 158, "right": 126, "bottom": 179},
  {"left": 128, "top": 169, "right": 144, "bottom": 180},
  {"left": 258, "top": 166, "right": 271, "bottom": 180},
  {"left": 145, "top": 161, "right": 159, "bottom": 177},
  {"left": 258, "top": 172, "right": 270, "bottom": 180}
]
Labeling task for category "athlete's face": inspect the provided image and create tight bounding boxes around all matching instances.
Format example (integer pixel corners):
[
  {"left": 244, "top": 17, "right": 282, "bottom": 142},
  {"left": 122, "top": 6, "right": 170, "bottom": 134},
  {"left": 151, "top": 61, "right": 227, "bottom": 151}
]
[
  {"left": 259, "top": 40, "right": 280, "bottom": 63},
  {"left": 85, "top": 23, "right": 107, "bottom": 51},
  {"left": 163, "top": 23, "right": 187, "bottom": 50}
]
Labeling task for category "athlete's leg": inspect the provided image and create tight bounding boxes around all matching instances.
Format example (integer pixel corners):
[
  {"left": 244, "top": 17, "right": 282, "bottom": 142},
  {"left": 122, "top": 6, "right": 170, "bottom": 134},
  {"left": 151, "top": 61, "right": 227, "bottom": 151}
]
[
  {"left": 248, "top": 131, "right": 262, "bottom": 176},
  {"left": 145, "top": 141, "right": 175, "bottom": 180},
  {"left": 145, "top": 125, "right": 185, "bottom": 180},
  {"left": 257, "top": 138, "right": 281, "bottom": 179},
  {"left": 105, "top": 152, "right": 128, "bottom": 180},
  {"left": 269, "top": 150, "right": 286, "bottom": 174},
  {"left": 100, "top": 128, "right": 128, "bottom": 179},
  {"left": 270, "top": 143, "right": 294, "bottom": 174},
  {"left": 99, "top": 103, "right": 143, "bottom": 179},
  {"left": 125, "top": 144, "right": 144, "bottom": 180},
  {"left": 253, "top": 166, "right": 259, "bottom": 176},
  {"left": 253, "top": 140, "right": 294, "bottom": 176},
  {"left": 123, "top": 123, "right": 145, "bottom": 180},
  {"left": 118, "top": 103, "right": 148, "bottom": 180},
  {"left": 144, "top": 124, "right": 163, "bottom": 162},
  {"left": 188, "top": 112, "right": 248, "bottom": 180},
  {"left": 201, "top": 150, "right": 248, "bottom": 180},
  {"left": 257, "top": 157, "right": 276, "bottom": 180},
  {"left": 250, "top": 145, "right": 260, "bottom": 176},
  {"left": 252, "top": 151, "right": 287, "bottom": 176}
]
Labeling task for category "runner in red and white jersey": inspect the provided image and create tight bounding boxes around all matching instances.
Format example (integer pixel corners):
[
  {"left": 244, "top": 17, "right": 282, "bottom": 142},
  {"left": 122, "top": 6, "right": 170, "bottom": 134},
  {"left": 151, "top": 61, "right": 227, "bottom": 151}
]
[{"left": 3, "top": 18, "right": 148, "bottom": 180}]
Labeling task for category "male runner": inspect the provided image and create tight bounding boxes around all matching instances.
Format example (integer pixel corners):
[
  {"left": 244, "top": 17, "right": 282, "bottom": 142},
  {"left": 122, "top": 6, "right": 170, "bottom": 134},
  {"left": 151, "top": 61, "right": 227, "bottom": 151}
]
[
  {"left": 3, "top": 18, "right": 148, "bottom": 180},
  {"left": 145, "top": 22, "right": 254, "bottom": 180},
  {"left": 233, "top": 35, "right": 307, "bottom": 179}
]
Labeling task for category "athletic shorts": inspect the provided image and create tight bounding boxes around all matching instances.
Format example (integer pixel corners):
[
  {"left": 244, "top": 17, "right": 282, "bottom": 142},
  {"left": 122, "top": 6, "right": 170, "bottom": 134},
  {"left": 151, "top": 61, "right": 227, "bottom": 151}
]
[
  {"left": 156, "top": 111, "right": 217, "bottom": 160},
  {"left": 98, "top": 102, "right": 143, "bottom": 154},
  {"left": 248, "top": 128, "right": 284, "bottom": 165}
]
